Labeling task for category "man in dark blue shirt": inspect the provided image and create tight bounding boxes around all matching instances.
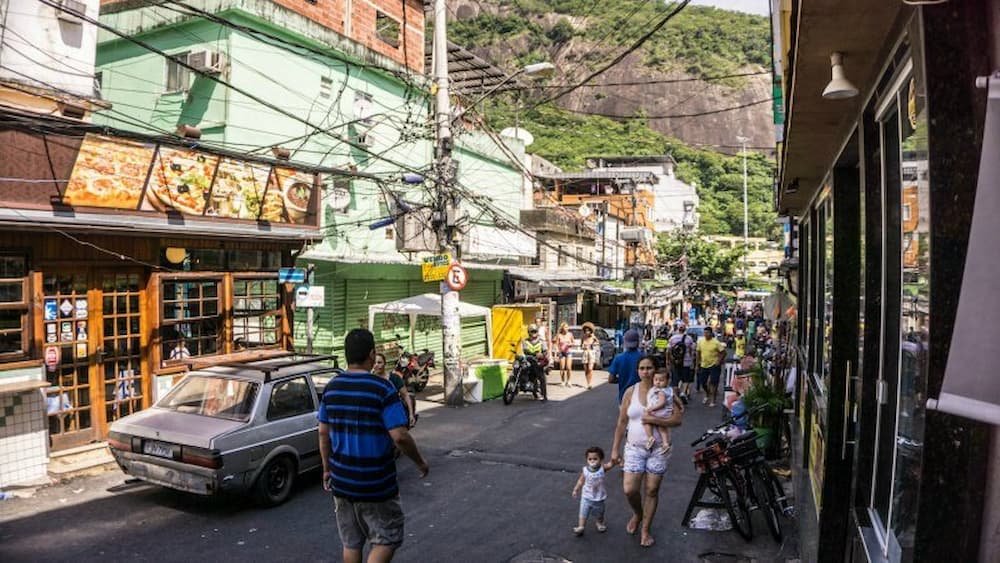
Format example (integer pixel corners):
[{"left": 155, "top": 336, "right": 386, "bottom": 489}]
[
  {"left": 608, "top": 329, "right": 643, "bottom": 403},
  {"left": 319, "top": 329, "right": 429, "bottom": 562}
]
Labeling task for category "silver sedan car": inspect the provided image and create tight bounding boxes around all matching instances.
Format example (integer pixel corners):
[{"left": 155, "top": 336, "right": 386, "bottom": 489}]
[{"left": 108, "top": 355, "right": 339, "bottom": 506}]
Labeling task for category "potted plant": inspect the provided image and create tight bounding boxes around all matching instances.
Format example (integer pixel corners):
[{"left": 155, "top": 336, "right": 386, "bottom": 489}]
[{"left": 740, "top": 361, "right": 791, "bottom": 460}]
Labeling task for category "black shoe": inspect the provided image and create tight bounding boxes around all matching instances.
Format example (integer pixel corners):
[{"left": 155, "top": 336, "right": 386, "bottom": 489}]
[{"left": 680, "top": 394, "right": 689, "bottom": 405}]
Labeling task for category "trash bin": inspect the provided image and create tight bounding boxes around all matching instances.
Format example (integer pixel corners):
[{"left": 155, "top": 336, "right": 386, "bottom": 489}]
[{"left": 467, "top": 360, "right": 508, "bottom": 400}]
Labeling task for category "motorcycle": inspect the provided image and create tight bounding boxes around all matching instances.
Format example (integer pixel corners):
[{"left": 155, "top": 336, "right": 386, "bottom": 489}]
[
  {"left": 503, "top": 345, "right": 548, "bottom": 405},
  {"left": 390, "top": 335, "right": 434, "bottom": 394}
]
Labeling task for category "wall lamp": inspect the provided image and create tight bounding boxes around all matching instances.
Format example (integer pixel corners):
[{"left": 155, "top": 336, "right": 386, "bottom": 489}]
[{"left": 823, "top": 52, "right": 859, "bottom": 100}]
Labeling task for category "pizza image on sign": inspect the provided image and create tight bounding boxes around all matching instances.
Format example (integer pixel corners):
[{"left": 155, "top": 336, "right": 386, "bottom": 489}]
[
  {"left": 63, "top": 135, "right": 155, "bottom": 210},
  {"left": 145, "top": 146, "right": 220, "bottom": 215},
  {"left": 209, "top": 158, "right": 271, "bottom": 220}
]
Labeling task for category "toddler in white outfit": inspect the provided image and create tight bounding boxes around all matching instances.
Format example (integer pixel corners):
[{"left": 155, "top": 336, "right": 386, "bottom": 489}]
[{"left": 644, "top": 371, "right": 683, "bottom": 454}]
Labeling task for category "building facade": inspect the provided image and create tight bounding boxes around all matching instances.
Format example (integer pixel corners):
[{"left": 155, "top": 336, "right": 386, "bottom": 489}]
[
  {"left": 586, "top": 155, "right": 699, "bottom": 233},
  {"left": 774, "top": 1, "right": 999, "bottom": 561}
]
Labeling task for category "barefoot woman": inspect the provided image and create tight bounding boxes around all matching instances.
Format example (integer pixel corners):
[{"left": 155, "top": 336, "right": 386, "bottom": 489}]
[{"left": 610, "top": 355, "right": 683, "bottom": 547}]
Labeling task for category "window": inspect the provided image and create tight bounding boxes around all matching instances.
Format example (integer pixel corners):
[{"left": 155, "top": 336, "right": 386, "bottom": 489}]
[
  {"left": 160, "top": 375, "right": 258, "bottom": 421},
  {"left": 557, "top": 245, "right": 566, "bottom": 267},
  {"left": 902, "top": 204, "right": 911, "bottom": 221},
  {"left": 161, "top": 278, "right": 221, "bottom": 362},
  {"left": 267, "top": 377, "right": 314, "bottom": 420},
  {"left": 165, "top": 52, "right": 190, "bottom": 93},
  {"left": 319, "top": 76, "right": 333, "bottom": 99},
  {"left": 576, "top": 247, "right": 583, "bottom": 268},
  {"left": 0, "top": 254, "right": 29, "bottom": 358},
  {"left": 232, "top": 278, "right": 282, "bottom": 350},
  {"left": 375, "top": 12, "right": 401, "bottom": 48}
]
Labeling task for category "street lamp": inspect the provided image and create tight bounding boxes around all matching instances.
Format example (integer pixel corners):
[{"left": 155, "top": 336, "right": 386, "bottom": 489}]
[
  {"left": 737, "top": 135, "right": 749, "bottom": 285},
  {"left": 453, "top": 62, "right": 556, "bottom": 122}
]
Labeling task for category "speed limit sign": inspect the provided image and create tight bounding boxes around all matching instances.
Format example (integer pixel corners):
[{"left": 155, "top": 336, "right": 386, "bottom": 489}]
[{"left": 445, "top": 263, "right": 468, "bottom": 291}]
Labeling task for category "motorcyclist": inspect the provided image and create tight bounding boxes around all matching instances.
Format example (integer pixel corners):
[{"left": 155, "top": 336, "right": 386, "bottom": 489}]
[{"left": 521, "top": 324, "right": 550, "bottom": 382}]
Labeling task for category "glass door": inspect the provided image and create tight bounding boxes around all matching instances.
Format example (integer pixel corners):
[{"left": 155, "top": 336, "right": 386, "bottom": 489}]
[
  {"left": 100, "top": 272, "right": 145, "bottom": 431},
  {"left": 42, "top": 272, "right": 94, "bottom": 450}
]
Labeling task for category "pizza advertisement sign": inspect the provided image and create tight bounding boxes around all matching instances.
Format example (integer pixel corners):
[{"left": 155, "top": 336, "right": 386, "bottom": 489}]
[{"left": 57, "top": 134, "right": 319, "bottom": 226}]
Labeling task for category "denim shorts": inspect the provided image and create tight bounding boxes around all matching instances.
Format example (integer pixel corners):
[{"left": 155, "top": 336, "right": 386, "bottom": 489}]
[
  {"left": 579, "top": 498, "right": 606, "bottom": 520},
  {"left": 622, "top": 442, "right": 671, "bottom": 475},
  {"left": 333, "top": 495, "right": 405, "bottom": 549}
]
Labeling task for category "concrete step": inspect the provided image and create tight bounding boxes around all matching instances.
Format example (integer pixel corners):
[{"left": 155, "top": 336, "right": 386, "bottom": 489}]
[{"left": 48, "top": 442, "right": 116, "bottom": 480}]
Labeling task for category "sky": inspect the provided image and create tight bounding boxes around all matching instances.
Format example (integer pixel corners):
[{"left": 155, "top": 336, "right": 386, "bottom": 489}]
[{"left": 691, "top": 0, "right": 771, "bottom": 17}]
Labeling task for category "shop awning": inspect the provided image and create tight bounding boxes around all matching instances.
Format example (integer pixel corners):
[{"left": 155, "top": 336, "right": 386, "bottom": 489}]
[
  {"left": 367, "top": 293, "right": 494, "bottom": 357},
  {"left": 928, "top": 73, "right": 1000, "bottom": 426}
]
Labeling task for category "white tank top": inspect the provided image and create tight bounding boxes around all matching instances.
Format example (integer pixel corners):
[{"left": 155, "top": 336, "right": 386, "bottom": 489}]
[
  {"left": 581, "top": 465, "right": 607, "bottom": 501},
  {"left": 626, "top": 385, "right": 658, "bottom": 446}
]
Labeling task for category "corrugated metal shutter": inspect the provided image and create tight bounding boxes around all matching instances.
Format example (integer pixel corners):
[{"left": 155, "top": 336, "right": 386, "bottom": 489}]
[{"left": 293, "top": 262, "right": 344, "bottom": 355}]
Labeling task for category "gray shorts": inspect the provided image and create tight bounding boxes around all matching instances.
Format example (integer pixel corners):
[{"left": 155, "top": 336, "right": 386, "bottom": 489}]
[{"left": 333, "top": 495, "right": 405, "bottom": 549}]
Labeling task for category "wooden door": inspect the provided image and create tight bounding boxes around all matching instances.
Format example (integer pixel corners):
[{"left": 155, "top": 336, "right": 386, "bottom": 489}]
[
  {"left": 41, "top": 272, "right": 95, "bottom": 450},
  {"left": 97, "top": 271, "right": 146, "bottom": 436}
]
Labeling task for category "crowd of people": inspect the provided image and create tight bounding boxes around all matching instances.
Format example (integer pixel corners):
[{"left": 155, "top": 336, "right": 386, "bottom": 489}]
[{"left": 316, "top": 300, "right": 783, "bottom": 560}]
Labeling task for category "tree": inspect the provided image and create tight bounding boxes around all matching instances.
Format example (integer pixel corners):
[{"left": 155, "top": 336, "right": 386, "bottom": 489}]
[{"left": 656, "top": 230, "right": 744, "bottom": 292}]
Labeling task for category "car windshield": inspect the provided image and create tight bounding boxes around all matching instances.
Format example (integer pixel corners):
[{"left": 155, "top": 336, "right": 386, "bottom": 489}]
[{"left": 158, "top": 375, "right": 259, "bottom": 421}]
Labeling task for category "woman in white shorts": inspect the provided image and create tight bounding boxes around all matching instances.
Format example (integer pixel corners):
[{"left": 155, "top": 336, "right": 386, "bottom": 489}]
[
  {"left": 610, "top": 356, "right": 683, "bottom": 548},
  {"left": 580, "top": 322, "right": 599, "bottom": 389}
]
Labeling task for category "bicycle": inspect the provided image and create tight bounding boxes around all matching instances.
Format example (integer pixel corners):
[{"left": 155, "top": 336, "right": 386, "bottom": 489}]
[
  {"left": 683, "top": 423, "right": 753, "bottom": 541},
  {"left": 728, "top": 429, "right": 794, "bottom": 542}
]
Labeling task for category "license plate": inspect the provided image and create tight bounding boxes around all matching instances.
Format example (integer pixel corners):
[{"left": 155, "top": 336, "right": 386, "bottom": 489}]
[{"left": 142, "top": 440, "right": 174, "bottom": 459}]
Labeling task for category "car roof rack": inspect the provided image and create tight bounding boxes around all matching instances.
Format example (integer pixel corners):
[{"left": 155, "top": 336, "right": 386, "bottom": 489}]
[{"left": 206, "top": 354, "right": 340, "bottom": 382}]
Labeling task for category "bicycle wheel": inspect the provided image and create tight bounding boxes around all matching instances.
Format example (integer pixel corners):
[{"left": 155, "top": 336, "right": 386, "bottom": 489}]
[
  {"left": 750, "top": 465, "right": 783, "bottom": 542},
  {"left": 765, "top": 464, "right": 793, "bottom": 516},
  {"left": 716, "top": 470, "right": 753, "bottom": 541}
]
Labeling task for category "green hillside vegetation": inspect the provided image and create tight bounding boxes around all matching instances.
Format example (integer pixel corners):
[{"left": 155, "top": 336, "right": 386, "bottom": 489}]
[
  {"left": 482, "top": 101, "right": 778, "bottom": 240},
  {"left": 449, "top": 2, "right": 770, "bottom": 79}
]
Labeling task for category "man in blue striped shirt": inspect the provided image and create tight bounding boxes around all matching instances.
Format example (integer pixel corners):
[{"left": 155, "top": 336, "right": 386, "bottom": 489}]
[{"left": 319, "top": 329, "right": 429, "bottom": 562}]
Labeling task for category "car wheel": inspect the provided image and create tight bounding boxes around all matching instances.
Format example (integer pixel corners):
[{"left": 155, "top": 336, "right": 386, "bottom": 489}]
[{"left": 254, "top": 455, "right": 296, "bottom": 507}]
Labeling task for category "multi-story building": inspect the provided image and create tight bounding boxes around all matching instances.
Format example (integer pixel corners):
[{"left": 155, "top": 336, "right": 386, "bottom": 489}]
[
  {"left": 773, "top": 1, "right": 999, "bottom": 561},
  {"left": 94, "top": 1, "right": 531, "bottom": 361},
  {"left": 586, "top": 155, "right": 699, "bottom": 233},
  {"left": 706, "top": 235, "right": 784, "bottom": 277}
]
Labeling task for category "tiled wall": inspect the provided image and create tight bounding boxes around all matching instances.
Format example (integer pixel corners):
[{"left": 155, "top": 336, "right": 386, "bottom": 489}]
[{"left": 0, "top": 390, "right": 48, "bottom": 488}]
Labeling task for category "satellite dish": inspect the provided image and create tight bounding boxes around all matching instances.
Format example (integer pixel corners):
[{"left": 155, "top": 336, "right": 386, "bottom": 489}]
[
  {"left": 578, "top": 203, "right": 592, "bottom": 218},
  {"left": 500, "top": 127, "right": 534, "bottom": 146}
]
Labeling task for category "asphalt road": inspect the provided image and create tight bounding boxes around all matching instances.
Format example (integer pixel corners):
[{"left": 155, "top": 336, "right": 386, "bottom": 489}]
[{"left": 0, "top": 370, "right": 799, "bottom": 562}]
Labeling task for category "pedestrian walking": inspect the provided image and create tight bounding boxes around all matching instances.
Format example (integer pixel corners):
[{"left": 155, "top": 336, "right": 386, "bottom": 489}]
[
  {"left": 695, "top": 326, "right": 728, "bottom": 408},
  {"left": 667, "top": 323, "right": 695, "bottom": 404},
  {"left": 610, "top": 356, "right": 684, "bottom": 548},
  {"left": 374, "top": 352, "right": 416, "bottom": 428},
  {"left": 571, "top": 446, "right": 617, "bottom": 536},
  {"left": 555, "top": 322, "right": 574, "bottom": 387},
  {"left": 580, "top": 322, "right": 599, "bottom": 389},
  {"left": 608, "top": 329, "right": 643, "bottom": 403},
  {"left": 318, "top": 328, "right": 429, "bottom": 563}
]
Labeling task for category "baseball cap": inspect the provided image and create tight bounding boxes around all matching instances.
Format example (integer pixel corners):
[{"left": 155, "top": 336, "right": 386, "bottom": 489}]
[{"left": 623, "top": 329, "right": 640, "bottom": 350}]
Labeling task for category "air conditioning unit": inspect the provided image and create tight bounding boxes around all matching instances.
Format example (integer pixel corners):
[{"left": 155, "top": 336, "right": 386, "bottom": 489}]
[
  {"left": 187, "top": 50, "right": 225, "bottom": 74},
  {"left": 55, "top": 0, "right": 87, "bottom": 24},
  {"left": 620, "top": 227, "right": 652, "bottom": 243}
]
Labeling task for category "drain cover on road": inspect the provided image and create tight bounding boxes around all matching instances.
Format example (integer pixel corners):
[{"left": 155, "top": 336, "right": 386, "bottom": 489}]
[{"left": 509, "top": 549, "right": 571, "bottom": 563}]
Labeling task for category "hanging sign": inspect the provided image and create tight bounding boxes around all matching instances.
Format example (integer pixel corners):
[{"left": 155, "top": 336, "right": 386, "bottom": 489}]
[
  {"left": 44, "top": 346, "right": 61, "bottom": 372},
  {"left": 422, "top": 253, "right": 452, "bottom": 283},
  {"left": 278, "top": 267, "right": 307, "bottom": 284},
  {"left": 445, "top": 263, "right": 468, "bottom": 291},
  {"left": 294, "top": 285, "right": 325, "bottom": 308}
]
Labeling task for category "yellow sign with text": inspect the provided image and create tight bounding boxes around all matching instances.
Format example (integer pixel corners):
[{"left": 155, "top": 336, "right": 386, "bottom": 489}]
[{"left": 422, "top": 253, "right": 452, "bottom": 282}]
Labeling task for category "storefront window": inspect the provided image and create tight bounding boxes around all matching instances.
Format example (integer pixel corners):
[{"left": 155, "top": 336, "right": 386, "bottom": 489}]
[
  {"left": 232, "top": 278, "right": 282, "bottom": 350},
  {"left": 891, "top": 73, "right": 929, "bottom": 555},
  {"left": 0, "top": 254, "right": 29, "bottom": 358},
  {"left": 161, "top": 278, "right": 221, "bottom": 362}
]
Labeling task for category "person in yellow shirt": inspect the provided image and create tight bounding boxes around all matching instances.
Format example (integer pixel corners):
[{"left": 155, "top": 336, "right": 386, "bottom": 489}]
[
  {"left": 724, "top": 318, "right": 735, "bottom": 338},
  {"left": 734, "top": 330, "right": 746, "bottom": 359},
  {"left": 695, "top": 327, "right": 728, "bottom": 407}
]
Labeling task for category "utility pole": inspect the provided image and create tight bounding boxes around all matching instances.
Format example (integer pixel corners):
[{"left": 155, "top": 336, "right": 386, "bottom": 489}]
[
  {"left": 737, "top": 135, "right": 749, "bottom": 285},
  {"left": 631, "top": 187, "right": 641, "bottom": 328},
  {"left": 433, "top": 0, "right": 462, "bottom": 406},
  {"left": 305, "top": 263, "right": 315, "bottom": 354}
]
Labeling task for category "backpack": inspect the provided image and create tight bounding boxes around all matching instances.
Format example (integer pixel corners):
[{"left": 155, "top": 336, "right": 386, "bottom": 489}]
[{"left": 669, "top": 336, "right": 688, "bottom": 367}]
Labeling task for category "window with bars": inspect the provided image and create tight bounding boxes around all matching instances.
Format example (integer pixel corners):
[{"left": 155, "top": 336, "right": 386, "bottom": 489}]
[
  {"left": 165, "top": 52, "right": 191, "bottom": 93},
  {"left": 232, "top": 278, "right": 282, "bottom": 350},
  {"left": 0, "top": 254, "right": 29, "bottom": 359},
  {"left": 161, "top": 278, "right": 221, "bottom": 363}
]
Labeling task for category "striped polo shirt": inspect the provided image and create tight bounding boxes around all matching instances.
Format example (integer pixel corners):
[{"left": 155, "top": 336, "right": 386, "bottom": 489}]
[{"left": 317, "top": 371, "right": 408, "bottom": 502}]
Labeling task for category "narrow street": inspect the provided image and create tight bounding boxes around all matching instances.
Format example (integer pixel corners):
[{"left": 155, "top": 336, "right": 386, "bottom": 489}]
[{"left": 0, "top": 370, "right": 798, "bottom": 562}]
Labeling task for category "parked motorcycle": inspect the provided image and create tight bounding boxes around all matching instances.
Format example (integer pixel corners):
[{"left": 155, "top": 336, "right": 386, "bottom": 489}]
[{"left": 503, "top": 345, "right": 548, "bottom": 404}]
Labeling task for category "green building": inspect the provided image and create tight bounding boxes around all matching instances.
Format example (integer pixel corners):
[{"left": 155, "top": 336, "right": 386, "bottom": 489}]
[{"left": 95, "top": 0, "right": 529, "bottom": 360}]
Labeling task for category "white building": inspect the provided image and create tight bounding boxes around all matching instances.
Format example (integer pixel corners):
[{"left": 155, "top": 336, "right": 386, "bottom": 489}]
[
  {"left": 586, "top": 155, "right": 699, "bottom": 233},
  {"left": 0, "top": 0, "right": 106, "bottom": 119}
]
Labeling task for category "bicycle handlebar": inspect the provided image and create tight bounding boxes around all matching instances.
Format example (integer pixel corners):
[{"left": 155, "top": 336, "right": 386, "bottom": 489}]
[{"left": 689, "top": 404, "right": 767, "bottom": 447}]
